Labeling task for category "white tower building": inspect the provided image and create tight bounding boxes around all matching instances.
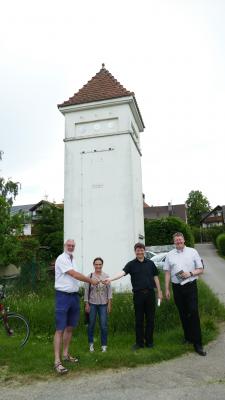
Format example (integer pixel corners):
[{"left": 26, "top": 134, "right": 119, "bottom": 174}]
[{"left": 58, "top": 65, "right": 145, "bottom": 288}]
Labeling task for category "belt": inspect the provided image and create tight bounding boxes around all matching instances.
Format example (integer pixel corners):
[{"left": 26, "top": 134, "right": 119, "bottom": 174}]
[
  {"left": 135, "top": 288, "right": 153, "bottom": 294},
  {"left": 56, "top": 290, "right": 79, "bottom": 295},
  {"left": 172, "top": 280, "right": 196, "bottom": 287}
]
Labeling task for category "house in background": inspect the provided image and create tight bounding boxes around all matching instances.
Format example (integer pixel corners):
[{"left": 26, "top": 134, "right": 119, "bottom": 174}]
[
  {"left": 11, "top": 203, "right": 35, "bottom": 235},
  {"left": 11, "top": 200, "right": 63, "bottom": 235},
  {"left": 144, "top": 201, "right": 187, "bottom": 223},
  {"left": 200, "top": 205, "right": 225, "bottom": 228}
]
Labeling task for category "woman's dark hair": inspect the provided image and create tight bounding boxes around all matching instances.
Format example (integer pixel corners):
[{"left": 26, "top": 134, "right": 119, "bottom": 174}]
[{"left": 93, "top": 257, "right": 104, "bottom": 265}]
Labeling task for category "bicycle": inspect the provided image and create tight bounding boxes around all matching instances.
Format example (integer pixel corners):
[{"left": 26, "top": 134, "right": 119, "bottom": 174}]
[{"left": 0, "top": 284, "right": 30, "bottom": 348}]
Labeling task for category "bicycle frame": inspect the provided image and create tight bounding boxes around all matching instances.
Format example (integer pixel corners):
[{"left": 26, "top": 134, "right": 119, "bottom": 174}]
[{"left": 0, "top": 300, "right": 13, "bottom": 335}]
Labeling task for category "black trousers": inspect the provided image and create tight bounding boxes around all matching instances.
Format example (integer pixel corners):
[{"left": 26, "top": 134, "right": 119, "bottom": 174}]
[
  {"left": 133, "top": 289, "right": 155, "bottom": 346},
  {"left": 172, "top": 280, "right": 202, "bottom": 346}
]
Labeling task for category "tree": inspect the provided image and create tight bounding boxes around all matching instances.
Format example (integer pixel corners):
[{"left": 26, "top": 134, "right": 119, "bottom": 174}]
[
  {"left": 33, "top": 203, "right": 63, "bottom": 260},
  {"left": 0, "top": 178, "right": 24, "bottom": 268},
  {"left": 145, "top": 217, "right": 194, "bottom": 247},
  {"left": 186, "top": 190, "right": 211, "bottom": 227}
]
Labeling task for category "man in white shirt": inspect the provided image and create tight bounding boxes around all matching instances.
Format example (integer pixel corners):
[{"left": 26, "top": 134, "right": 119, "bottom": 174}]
[
  {"left": 54, "top": 239, "right": 98, "bottom": 373},
  {"left": 164, "top": 232, "right": 206, "bottom": 356}
]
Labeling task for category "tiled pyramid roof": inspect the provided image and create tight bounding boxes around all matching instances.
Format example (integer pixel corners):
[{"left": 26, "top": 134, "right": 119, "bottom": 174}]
[{"left": 58, "top": 64, "right": 134, "bottom": 108}]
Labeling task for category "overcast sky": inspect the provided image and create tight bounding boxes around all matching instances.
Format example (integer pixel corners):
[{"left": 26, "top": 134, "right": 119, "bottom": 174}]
[{"left": 0, "top": 0, "right": 224, "bottom": 208}]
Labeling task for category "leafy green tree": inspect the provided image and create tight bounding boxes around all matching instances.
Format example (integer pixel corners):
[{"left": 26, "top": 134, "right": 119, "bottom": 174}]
[
  {"left": 186, "top": 190, "right": 211, "bottom": 226},
  {"left": 33, "top": 203, "right": 63, "bottom": 260},
  {"left": 144, "top": 216, "right": 194, "bottom": 247},
  {"left": 0, "top": 178, "right": 24, "bottom": 268}
]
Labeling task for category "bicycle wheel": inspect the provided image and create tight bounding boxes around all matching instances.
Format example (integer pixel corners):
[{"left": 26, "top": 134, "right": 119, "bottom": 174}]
[{"left": 0, "top": 312, "right": 30, "bottom": 348}]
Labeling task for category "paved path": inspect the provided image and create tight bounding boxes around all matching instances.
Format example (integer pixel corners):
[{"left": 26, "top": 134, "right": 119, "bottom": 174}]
[
  {"left": 196, "top": 243, "right": 225, "bottom": 305},
  {"left": 1, "top": 244, "right": 225, "bottom": 400}
]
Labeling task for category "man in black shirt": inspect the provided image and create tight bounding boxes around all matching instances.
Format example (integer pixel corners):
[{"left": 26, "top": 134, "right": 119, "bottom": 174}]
[{"left": 104, "top": 243, "right": 163, "bottom": 350}]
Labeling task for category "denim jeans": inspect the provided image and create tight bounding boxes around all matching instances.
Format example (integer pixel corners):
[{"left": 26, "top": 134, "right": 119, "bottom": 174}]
[{"left": 88, "top": 304, "right": 108, "bottom": 346}]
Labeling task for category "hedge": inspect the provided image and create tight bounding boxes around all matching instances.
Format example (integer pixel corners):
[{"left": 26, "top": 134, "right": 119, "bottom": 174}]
[
  {"left": 191, "top": 226, "right": 225, "bottom": 245},
  {"left": 144, "top": 216, "right": 194, "bottom": 247},
  {"left": 216, "top": 233, "right": 225, "bottom": 256}
]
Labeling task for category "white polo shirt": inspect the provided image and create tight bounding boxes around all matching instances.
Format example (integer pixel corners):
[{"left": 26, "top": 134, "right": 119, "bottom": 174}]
[
  {"left": 163, "top": 246, "right": 203, "bottom": 285},
  {"left": 55, "top": 252, "right": 80, "bottom": 293}
]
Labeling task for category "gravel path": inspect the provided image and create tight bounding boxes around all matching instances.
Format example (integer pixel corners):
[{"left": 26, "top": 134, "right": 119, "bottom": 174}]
[{"left": 1, "top": 243, "right": 225, "bottom": 400}]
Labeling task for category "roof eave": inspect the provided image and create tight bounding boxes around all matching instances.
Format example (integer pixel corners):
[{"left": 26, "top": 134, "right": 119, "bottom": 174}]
[{"left": 58, "top": 95, "right": 145, "bottom": 132}]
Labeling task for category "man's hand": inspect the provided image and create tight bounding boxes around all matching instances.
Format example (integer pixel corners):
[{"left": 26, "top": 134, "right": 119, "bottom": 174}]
[
  {"left": 103, "top": 278, "right": 111, "bottom": 285},
  {"left": 90, "top": 277, "right": 99, "bottom": 285},
  {"left": 165, "top": 288, "right": 170, "bottom": 300},
  {"left": 158, "top": 290, "right": 163, "bottom": 301},
  {"left": 85, "top": 303, "right": 90, "bottom": 313},
  {"left": 107, "top": 303, "right": 112, "bottom": 313},
  {"left": 180, "top": 271, "right": 191, "bottom": 279}
]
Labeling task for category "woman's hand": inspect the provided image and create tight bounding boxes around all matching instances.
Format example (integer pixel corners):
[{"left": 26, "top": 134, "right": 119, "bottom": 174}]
[
  {"left": 107, "top": 302, "right": 112, "bottom": 313},
  {"left": 85, "top": 303, "right": 90, "bottom": 313}
]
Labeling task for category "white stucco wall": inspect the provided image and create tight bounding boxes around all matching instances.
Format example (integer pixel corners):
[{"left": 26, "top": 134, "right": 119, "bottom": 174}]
[{"left": 61, "top": 97, "right": 144, "bottom": 289}]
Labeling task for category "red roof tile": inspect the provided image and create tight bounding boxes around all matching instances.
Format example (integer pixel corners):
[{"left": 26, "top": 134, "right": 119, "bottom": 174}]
[{"left": 58, "top": 64, "right": 134, "bottom": 108}]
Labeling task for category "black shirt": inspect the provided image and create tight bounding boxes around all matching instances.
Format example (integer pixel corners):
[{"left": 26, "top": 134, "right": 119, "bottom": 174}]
[{"left": 123, "top": 257, "right": 158, "bottom": 292}]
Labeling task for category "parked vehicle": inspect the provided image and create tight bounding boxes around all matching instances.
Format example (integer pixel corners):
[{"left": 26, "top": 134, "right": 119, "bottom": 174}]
[
  {"left": 151, "top": 253, "right": 205, "bottom": 271},
  {"left": 144, "top": 250, "right": 157, "bottom": 260},
  {"left": 151, "top": 253, "right": 167, "bottom": 269}
]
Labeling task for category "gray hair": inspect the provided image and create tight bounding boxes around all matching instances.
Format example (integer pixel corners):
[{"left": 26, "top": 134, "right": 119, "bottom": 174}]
[
  {"left": 172, "top": 232, "right": 184, "bottom": 240},
  {"left": 64, "top": 239, "right": 75, "bottom": 245}
]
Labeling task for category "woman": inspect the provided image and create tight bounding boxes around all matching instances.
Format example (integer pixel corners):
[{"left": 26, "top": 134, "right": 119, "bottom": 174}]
[{"left": 84, "top": 257, "right": 112, "bottom": 352}]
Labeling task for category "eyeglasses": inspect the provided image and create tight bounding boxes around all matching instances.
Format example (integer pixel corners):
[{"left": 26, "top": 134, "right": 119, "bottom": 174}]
[{"left": 94, "top": 263, "right": 103, "bottom": 266}]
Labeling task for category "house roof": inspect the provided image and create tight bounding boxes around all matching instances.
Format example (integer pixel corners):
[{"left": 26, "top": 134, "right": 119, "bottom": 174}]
[
  {"left": 58, "top": 65, "right": 145, "bottom": 128},
  {"left": 11, "top": 204, "right": 35, "bottom": 214},
  {"left": 58, "top": 64, "right": 138, "bottom": 107},
  {"left": 200, "top": 205, "right": 225, "bottom": 223},
  {"left": 144, "top": 204, "right": 187, "bottom": 222},
  {"left": 58, "top": 64, "right": 134, "bottom": 108},
  {"left": 11, "top": 200, "right": 63, "bottom": 215}
]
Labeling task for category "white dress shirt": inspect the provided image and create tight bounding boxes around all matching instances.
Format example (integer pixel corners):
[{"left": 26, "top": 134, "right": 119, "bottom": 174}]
[
  {"left": 163, "top": 246, "right": 203, "bottom": 285},
  {"left": 55, "top": 252, "right": 80, "bottom": 293}
]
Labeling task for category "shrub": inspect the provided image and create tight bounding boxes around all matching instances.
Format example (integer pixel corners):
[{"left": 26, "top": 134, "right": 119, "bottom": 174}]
[
  {"left": 191, "top": 227, "right": 217, "bottom": 243},
  {"left": 210, "top": 226, "right": 225, "bottom": 246},
  {"left": 144, "top": 217, "right": 194, "bottom": 247},
  {"left": 216, "top": 233, "right": 225, "bottom": 256}
]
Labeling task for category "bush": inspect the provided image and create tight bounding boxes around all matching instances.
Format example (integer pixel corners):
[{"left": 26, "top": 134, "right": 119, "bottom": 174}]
[
  {"left": 191, "top": 227, "right": 217, "bottom": 243},
  {"left": 216, "top": 233, "right": 225, "bottom": 256},
  {"left": 210, "top": 226, "right": 225, "bottom": 246},
  {"left": 144, "top": 217, "right": 194, "bottom": 247}
]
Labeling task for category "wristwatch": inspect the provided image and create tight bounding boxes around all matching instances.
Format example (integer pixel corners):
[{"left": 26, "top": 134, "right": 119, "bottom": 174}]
[{"left": 190, "top": 271, "right": 193, "bottom": 277}]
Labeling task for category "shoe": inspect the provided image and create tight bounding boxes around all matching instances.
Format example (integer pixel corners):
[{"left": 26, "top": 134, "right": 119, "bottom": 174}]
[
  {"left": 54, "top": 362, "right": 68, "bottom": 374},
  {"left": 132, "top": 343, "right": 144, "bottom": 351},
  {"left": 145, "top": 343, "right": 154, "bottom": 348},
  {"left": 101, "top": 346, "right": 107, "bottom": 352},
  {"left": 194, "top": 344, "right": 207, "bottom": 356},
  {"left": 89, "top": 343, "right": 95, "bottom": 352}
]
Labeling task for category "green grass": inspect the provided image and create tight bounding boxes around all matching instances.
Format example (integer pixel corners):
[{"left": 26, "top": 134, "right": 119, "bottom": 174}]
[{"left": 0, "top": 279, "right": 225, "bottom": 382}]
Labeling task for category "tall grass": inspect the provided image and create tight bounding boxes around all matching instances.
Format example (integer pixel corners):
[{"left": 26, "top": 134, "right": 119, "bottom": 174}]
[{"left": 4, "top": 279, "right": 225, "bottom": 337}]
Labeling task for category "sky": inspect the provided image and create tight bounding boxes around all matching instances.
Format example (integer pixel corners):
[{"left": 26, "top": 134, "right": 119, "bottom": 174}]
[{"left": 0, "top": 0, "right": 224, "bottom": 208}]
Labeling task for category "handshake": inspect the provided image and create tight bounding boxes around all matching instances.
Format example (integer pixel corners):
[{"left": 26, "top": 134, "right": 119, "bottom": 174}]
[{"left": 89, "top": 277, "right": 111, "bottom": 286}]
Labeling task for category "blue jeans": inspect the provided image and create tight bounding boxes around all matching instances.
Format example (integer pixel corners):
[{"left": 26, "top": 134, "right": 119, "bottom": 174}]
[{"left": 88, "top": 304, "right": 108, "bottom": 346}]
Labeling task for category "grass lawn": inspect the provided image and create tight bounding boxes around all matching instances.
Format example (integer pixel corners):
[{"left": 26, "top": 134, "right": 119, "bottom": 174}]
[{"left": 0, "top": 279, "right": 225, "bottom": 383}]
